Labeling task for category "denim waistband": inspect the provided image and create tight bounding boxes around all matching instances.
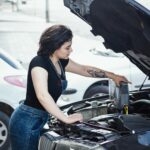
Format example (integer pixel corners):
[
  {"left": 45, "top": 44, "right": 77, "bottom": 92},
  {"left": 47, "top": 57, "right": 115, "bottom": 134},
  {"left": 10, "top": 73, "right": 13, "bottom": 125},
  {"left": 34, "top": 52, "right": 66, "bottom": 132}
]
[{"left": 19, "top": 103, "right": 48, "bottom": 117}]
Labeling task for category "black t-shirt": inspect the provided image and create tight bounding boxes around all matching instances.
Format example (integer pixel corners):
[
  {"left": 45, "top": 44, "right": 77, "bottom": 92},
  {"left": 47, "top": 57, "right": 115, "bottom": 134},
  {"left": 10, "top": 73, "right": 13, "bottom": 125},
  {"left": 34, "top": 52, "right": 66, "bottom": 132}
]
[{"left": 24, "top": 55, "right": 69, "bottom": 110}]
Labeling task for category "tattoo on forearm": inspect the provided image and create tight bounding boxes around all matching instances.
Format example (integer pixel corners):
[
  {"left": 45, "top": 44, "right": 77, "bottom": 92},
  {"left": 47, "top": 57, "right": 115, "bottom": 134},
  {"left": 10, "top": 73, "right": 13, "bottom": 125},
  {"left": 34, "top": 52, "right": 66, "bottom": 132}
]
[{"left": 87, "top": 69, "right": 107, "bottom": 78}]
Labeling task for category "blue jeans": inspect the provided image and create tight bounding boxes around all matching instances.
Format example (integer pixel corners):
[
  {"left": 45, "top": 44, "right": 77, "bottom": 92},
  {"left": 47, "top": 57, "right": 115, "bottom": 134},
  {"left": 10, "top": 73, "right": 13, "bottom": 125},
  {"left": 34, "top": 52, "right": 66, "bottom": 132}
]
[{"left": 9, "top": 104, "right": 49, "bottom": 150}]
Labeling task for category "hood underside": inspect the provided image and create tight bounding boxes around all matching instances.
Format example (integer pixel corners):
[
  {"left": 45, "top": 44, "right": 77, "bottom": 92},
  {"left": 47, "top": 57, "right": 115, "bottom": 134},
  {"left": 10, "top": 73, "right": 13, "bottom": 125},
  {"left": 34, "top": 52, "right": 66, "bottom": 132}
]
[{"left": 64, "top": 0, "right": 150, "bottom": 76}]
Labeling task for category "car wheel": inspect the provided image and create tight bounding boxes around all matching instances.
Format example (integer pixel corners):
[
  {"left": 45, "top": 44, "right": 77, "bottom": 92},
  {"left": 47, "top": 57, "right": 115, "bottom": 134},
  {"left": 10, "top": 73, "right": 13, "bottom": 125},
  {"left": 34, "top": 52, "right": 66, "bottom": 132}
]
[
  {"left": 83, "top": 85, "right": 108, "bottom": 99},
  {"left": 0, "top": 111, "right": 10, "bottom": 150}
]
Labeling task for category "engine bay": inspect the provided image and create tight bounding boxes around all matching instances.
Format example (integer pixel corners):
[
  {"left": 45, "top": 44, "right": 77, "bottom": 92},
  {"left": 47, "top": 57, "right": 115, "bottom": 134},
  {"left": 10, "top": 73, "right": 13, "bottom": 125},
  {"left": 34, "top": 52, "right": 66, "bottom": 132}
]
[{"left": 39, "top": 82, "right": 150, "bottom": 150}]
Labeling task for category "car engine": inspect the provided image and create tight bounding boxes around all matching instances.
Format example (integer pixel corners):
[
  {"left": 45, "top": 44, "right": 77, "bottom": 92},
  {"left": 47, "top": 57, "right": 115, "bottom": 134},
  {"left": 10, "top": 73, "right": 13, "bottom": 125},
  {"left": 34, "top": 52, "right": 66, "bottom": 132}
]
[{"left": 39, "top": 82, "right": 150, "bottom": 150}]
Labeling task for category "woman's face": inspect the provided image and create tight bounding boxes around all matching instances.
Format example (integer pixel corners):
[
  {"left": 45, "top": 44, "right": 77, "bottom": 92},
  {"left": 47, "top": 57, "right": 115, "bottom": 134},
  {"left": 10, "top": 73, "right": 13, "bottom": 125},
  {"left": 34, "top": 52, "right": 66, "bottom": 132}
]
[{"left": 54, "top": 40, "right": 73, "bottom": 59}]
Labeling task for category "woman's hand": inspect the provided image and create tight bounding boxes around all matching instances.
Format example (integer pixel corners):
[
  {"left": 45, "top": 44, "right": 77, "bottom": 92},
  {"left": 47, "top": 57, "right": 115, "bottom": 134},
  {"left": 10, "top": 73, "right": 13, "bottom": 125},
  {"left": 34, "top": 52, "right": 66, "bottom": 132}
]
[
  {"left": 64, "top": 113, "right": 83, "bottom": 124},
  {"left": 111, "top": 74, "right": 131, "bottom": 86}
]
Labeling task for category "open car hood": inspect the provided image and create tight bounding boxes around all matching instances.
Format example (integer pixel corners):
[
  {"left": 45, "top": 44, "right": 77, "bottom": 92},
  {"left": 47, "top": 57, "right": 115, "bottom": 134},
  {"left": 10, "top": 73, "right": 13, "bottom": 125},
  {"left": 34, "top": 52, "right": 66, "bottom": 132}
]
[{"left": 64, "top": 0, "right": 150, "bottom": 77}]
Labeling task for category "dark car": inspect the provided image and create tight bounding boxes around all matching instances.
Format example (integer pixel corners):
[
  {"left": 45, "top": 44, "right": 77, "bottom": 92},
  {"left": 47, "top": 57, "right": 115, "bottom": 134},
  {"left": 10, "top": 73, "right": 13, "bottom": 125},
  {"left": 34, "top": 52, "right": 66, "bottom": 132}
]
[{"left": 38, "top": 0, "right": 150, "bottom": 149}]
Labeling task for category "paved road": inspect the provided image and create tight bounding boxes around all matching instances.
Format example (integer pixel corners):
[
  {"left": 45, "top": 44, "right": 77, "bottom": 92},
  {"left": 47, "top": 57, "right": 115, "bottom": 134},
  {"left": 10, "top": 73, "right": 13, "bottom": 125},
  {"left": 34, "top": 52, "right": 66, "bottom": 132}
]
[{"left": 0, "top": 0, "right": 100, "bottom": 69}]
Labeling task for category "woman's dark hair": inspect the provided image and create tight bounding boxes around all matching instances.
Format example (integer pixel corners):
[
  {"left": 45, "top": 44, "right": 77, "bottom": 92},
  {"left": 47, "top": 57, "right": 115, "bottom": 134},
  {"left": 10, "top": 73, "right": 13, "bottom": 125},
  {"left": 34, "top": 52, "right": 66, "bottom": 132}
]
[{"left": 37, "top": 25, "right": 73, "bottom": 56}]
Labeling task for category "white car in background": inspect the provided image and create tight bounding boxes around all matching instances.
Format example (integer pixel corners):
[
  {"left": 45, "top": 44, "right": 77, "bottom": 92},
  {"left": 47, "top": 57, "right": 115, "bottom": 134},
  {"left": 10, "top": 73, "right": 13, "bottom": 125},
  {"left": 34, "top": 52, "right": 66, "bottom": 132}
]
[
  {"left": 0, "top": 48, "right": 26, "bottom": 150},
  {"left": 57, "top": 35, "right": 150, "bottom": 106}
]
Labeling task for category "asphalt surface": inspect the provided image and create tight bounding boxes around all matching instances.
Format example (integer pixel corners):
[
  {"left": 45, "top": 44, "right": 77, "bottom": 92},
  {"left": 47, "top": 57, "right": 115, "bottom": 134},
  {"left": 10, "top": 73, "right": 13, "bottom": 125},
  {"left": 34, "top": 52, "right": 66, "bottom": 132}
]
[
  {"left": 0, "top": 0, "right": 94, "bottom": 38},
  {"left": 0, "top": 0, "right": 99, "bottom": 69}
]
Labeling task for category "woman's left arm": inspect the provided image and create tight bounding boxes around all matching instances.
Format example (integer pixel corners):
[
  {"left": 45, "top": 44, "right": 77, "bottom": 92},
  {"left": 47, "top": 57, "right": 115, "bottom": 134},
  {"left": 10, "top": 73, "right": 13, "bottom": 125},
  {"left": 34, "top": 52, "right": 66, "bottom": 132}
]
[{"left": 65, "top": 59, "right": 131, "bottom": 86}]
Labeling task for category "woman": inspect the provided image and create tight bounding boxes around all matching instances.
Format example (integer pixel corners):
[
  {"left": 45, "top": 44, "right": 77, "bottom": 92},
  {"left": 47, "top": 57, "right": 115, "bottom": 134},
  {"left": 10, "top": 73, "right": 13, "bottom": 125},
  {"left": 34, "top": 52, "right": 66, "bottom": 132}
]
[{"left": 9, "top": 25, "right": 130, "bottom": 150}]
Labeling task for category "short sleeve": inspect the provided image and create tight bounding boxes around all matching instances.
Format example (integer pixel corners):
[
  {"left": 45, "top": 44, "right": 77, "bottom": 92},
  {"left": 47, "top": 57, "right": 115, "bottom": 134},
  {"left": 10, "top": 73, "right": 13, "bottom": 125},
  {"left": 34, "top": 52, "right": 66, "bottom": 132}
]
[
  {"left": 29, "top": 56, "right": 48, "bottom": 71},
  {"left": 59, "top": 59, "right": 69, "bottom": 69}
]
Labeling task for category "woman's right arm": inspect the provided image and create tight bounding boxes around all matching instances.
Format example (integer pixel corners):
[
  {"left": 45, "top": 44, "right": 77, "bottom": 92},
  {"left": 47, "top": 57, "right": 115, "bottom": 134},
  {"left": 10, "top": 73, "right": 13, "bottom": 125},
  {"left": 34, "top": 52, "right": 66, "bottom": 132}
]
[{"left": 31, "top": 67, "right": 83, "bottom": 124}]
